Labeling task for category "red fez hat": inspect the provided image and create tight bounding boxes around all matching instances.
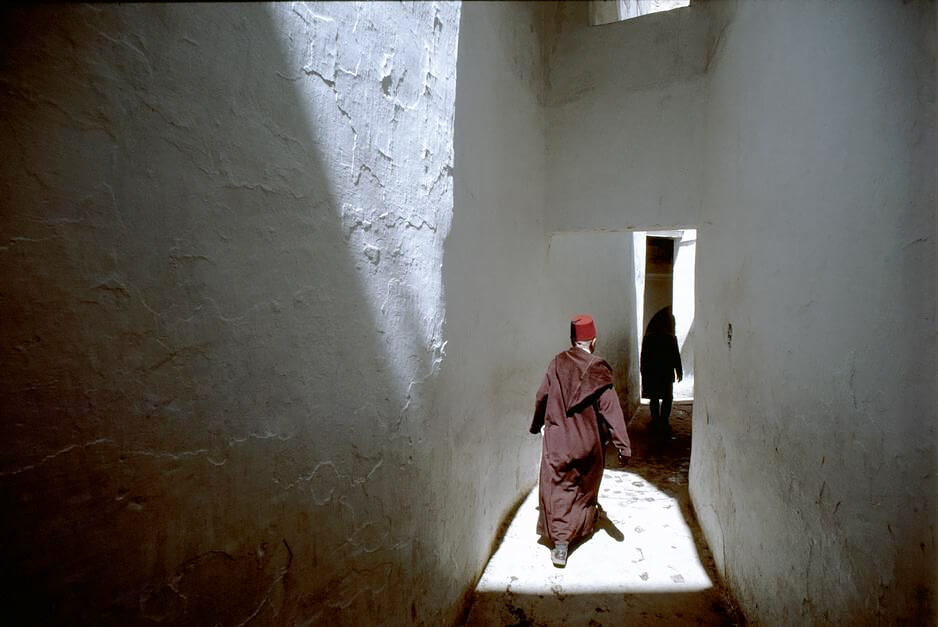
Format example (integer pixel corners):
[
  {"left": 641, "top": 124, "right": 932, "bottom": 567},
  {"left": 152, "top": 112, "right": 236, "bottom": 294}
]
[{"left": 571, "top": 314, "right": 596, "bottom": 341}]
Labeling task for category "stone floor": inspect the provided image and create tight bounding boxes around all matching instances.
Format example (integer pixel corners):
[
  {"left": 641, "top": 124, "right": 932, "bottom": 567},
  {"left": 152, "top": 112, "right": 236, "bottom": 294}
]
[{"left": 462, "top": 402, "right": 743, "bottom": 626}]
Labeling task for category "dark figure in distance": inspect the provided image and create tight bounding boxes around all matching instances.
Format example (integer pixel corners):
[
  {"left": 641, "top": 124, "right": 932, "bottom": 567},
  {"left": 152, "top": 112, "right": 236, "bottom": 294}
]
[
  {"left": 530, "top": 314, "right": 632, "bottom": 567},
  {"left": 640, "top": 307, "right": 683, "bottom": 433}
]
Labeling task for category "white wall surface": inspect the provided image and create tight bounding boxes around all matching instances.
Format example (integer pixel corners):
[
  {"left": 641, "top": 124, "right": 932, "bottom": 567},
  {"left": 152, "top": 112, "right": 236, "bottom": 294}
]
[
  {"left": 0, "top": 3, "right": 469, "bottom": 624},
  {"left": 539, "top": 0, "right": 934, "bottom": 620},
  {"left": 546, "top": 232, "right": 640, "bottom": 417},
  {"left": 432, "top": 1, "right": 566, "bottom": 614},
  {"left": 632, "top": 232, "right": 648, "bottom": 371},
  {"left": 3, "top": 1, "right": 934, "bottom": 623},
  {"left": 672, "top": 229, "right": 695, "bottom": 399},
  {"left": 691, "top": 0, "right": 936, "bottom": 622},
  {"left": 543, "top": 3, "right": 713, "bottom": 232}
]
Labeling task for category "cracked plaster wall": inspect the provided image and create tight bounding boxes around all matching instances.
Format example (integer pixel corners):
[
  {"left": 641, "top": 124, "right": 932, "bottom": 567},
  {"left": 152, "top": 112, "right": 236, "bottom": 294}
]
[
  {"left": 0, "top": 3, "right": 471, "bottom": 624},
  {"left": 4, "top": 1, "right": 933, "bottom": 624},
  {"left": 691, "top": 0, "right": 936, "bottom": 623}
]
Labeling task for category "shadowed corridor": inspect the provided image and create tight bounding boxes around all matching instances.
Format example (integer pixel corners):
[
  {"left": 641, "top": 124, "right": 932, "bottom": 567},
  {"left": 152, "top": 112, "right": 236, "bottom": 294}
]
[{"left": 0, "top": 1, "right": 933, "bottom": 625}]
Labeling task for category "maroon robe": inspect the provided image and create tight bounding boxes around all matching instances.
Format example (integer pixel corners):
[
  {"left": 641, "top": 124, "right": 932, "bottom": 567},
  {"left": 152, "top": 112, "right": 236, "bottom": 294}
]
[{"left": 530, "top": 347, "right": 632, "bottom": 545}]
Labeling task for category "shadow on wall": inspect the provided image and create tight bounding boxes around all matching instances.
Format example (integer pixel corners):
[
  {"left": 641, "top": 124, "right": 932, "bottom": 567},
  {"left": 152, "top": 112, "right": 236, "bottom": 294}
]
[{"left": 0, "top": 4, "right": 458, "bottom": 625}]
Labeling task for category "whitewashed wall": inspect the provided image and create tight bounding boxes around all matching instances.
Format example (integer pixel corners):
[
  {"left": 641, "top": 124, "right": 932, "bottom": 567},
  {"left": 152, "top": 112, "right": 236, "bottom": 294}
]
[
  {"left": 2, "top": 1, "right": 933, "bottom": 623},
  {"left": 539, "top": 0, "right": 935, "bottom": 621},
  {"left": 546, "top": 231, "right": 640, "bottom": 417},
  {"left": 432, "top": 0, "right": 567, "bottom": 615},
  {"left": 672, "top": 229, "right": 695, "bottom": 399},
  {"left": 692, "top": 1, "right": 936, "bottom": 622},
  {"left": 543, "top": 3, "right": 712, "bottom": 233},
  {"left": 0, "top": 3, "right": 471, "bottom": 624},
  {"left": 538, "top": 2, "right": 712, "bottom": 414}
]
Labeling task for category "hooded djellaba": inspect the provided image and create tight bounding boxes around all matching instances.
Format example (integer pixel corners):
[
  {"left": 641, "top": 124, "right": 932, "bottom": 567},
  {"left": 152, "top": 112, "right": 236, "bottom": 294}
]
[
  {"left": 640, "top": 306, "right": 683, "bottom": 400},
  {"left": 529, "top": 314, "right": 631, "bottom": 567}
]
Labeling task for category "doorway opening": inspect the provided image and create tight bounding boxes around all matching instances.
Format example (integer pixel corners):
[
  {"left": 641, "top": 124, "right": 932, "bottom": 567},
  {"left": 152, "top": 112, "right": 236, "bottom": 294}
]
[{"left": 632, "top": 229, "right": 695, "bottom": 403}]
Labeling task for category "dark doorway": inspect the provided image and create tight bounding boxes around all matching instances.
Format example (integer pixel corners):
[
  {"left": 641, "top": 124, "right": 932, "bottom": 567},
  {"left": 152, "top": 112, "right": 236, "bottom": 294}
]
[{"left": 642, "top": 236, "right": 676, "bottom": 335}]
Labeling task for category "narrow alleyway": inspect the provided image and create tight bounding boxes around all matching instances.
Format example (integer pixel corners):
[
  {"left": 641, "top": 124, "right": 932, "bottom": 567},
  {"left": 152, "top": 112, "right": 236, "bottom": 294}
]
[{"left": 462, "top": 403, "right": 742, "bottom": 626}]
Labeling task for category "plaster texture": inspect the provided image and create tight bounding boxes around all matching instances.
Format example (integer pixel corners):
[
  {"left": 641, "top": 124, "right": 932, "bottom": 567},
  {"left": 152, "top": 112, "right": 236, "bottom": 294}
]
[
  {"left": 534, "top": 0, "right": 935, "bottom": 622},
  {"left": 3, "top": 0, "right": 934, "bottom": 624},
  {"left": 542, "top": 2, "right": 713, "bottom": 233},
  {"left": 432, "top": 1, "right": 572, "bottom": 617},
  {"left": 0, "top": 3, "right": 473, "bottom": 624},
  {"left": 691, "top": 1, "right": 937, "bottom": 622}
]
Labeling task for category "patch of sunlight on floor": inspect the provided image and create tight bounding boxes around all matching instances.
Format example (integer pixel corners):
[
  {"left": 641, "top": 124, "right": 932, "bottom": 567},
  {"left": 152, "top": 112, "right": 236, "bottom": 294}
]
[
  {"left": 474, "top": 469, "right": 713, "bottom": 597},
  {"left": 463, "top": 403, "right": 739, "bottom": 625}
]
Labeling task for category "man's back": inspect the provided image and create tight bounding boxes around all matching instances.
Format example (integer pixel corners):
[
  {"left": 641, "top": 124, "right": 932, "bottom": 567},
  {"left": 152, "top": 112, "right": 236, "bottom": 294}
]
[{"left": 530, "top": 317, "right": 633, "bottom": 565}]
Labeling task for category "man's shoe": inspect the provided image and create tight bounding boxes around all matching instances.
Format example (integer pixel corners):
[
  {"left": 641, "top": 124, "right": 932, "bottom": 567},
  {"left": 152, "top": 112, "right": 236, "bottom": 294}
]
[{"left": 551, "top": 542, "right": 568, "bottom": 568}]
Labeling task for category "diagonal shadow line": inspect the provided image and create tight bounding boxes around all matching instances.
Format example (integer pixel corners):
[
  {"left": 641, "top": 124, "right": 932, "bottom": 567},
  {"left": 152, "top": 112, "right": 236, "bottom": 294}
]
[{"left": 0, "top": 4, "right": 460, "bottom": 625}]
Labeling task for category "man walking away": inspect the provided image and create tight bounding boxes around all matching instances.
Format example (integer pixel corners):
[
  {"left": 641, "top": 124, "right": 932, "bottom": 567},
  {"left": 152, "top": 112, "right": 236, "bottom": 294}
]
[
  {"left": 640, "top": 306, "right": 683, "bottom": 434},
  {"left": 530, "top": 314, "right": 632, "bottom": 567}
]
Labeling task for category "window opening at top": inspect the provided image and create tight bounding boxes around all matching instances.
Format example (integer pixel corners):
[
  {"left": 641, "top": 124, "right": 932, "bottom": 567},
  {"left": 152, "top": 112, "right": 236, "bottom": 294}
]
[{"left": 589, "top": 0, "right": 691, "bottom": 26}]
